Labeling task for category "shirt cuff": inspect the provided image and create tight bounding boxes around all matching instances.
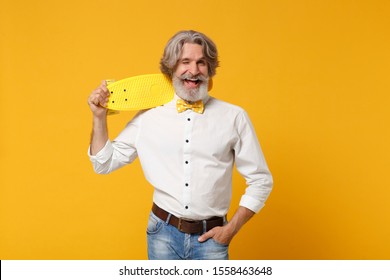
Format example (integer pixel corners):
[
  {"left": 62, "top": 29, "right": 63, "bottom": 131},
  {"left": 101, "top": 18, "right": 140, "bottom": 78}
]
[
  {"left": 88, "top": 140, "right": 113, "bottom": 164},
  {"left": 239, "top": 195, "right": 264, "bottom": 213}
]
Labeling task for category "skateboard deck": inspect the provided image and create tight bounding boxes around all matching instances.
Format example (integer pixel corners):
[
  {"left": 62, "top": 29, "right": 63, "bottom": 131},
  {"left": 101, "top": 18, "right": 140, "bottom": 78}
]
[{"left": 105, "top": 74, "right": 174, "bottom": 111}]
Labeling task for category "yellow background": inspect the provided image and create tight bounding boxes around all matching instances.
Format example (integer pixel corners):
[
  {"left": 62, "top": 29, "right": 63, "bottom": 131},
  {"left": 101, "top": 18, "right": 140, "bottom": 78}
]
[{"left": 1, "top": 0, "right": 389, "bottom": 259}]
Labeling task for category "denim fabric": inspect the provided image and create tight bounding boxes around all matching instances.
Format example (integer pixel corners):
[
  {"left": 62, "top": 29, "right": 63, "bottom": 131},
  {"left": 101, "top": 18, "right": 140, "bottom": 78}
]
[{"left": 147, "top": 211, "right": 229, "bottom": 260}]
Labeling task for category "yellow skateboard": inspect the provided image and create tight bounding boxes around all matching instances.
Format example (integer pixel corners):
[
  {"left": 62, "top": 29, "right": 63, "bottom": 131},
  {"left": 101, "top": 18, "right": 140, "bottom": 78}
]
[{"left": 105, "top": 74, "right": 174, "bottom": 111}]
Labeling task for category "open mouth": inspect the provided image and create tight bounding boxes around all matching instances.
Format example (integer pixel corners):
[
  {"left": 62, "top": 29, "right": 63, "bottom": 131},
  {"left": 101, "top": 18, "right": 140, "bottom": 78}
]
[{"left": 183, "top": 78, "right": 202, "bottom": 89}]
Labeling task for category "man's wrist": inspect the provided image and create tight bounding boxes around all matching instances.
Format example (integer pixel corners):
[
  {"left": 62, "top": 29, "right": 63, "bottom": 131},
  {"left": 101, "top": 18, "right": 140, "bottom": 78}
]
[
  {"left": 224, "top": 220, "right": 239, "bottom": 237},
  {"left": 93, "top": 114, "right": 107, "bottom": 123}
]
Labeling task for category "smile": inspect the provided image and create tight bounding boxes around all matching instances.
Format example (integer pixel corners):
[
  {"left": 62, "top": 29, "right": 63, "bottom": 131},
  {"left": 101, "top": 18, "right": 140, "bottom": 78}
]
[{"left": 184, "top": 78, "right": 201, "bottom": 87}]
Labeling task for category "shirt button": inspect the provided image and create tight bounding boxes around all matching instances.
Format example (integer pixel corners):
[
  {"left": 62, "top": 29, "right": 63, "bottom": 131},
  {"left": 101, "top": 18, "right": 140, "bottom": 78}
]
[
  {"left": 185, "top": 183, "right": 189, "bottom": 187},
  {"left": 185, "top": 206, "right": 188, "bottom": 209},
  {"left": 185, "top": 139, "right": 189, "bottom": 143},
  {"left": 185, "top": 161, "right": 188, "bottom": 164},
  {"left": 187, "top": 118, "right": 191, "bottom": 121}
]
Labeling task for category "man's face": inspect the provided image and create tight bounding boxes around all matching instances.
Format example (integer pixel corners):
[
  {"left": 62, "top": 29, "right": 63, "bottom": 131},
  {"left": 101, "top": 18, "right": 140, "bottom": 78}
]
[{"left": 173, "top": 43, "right": 209, "bottom": 102}]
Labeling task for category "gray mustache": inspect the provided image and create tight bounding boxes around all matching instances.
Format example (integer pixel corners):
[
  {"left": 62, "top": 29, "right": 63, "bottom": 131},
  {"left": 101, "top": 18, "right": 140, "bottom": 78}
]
[{"left": 180, "top": 74, "right": 208, "bottom": 82}]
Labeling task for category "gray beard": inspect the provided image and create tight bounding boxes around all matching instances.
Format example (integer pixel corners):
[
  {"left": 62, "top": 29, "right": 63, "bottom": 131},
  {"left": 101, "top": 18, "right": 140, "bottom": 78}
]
[{"left": 172, "top": 76, "right": 209, "bottom": 102}]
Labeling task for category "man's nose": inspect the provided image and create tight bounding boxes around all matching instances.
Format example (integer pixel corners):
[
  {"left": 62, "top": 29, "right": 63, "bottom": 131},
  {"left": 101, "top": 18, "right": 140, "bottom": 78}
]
[{"left": 188, "top": 62, "right": 200, "bottom": 76}]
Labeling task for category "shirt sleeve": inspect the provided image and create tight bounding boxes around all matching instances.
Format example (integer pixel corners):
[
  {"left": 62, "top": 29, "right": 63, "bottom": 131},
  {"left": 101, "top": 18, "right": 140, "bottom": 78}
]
[
  {"left": 234, "top": 110, "right": 273, "bottom": 213},
  {"left": 88, "top": 113, "right": 142, "bottom": 174}
]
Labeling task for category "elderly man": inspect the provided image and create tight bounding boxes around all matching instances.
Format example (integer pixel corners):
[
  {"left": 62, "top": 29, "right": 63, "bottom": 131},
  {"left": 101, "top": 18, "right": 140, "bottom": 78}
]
[{"left": 88, "top": 30, "right": 273, "bottom": 260}]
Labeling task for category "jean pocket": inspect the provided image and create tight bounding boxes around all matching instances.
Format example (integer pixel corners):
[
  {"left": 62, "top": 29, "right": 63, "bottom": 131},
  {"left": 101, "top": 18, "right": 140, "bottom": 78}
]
[{"left": 146, "top": 212, "right": 164, "bottom": 235}]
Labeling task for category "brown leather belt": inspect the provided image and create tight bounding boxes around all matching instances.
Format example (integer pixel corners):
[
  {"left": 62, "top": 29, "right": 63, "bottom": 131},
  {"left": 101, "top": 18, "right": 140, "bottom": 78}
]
[{"left": 152, "top": 203, "right": 224, "bottom": 234}]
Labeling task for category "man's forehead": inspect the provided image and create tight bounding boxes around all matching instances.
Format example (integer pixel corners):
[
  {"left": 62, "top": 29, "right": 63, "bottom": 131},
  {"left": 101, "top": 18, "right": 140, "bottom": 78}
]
[{"left": 180, "top": 43, "right": 205, "bottom": 58}]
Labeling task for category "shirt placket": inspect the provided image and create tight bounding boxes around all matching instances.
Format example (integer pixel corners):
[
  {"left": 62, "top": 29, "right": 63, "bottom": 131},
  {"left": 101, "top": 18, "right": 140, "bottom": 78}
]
[{"left": 182, "top": 110, "right": 194, "bottom": 215}]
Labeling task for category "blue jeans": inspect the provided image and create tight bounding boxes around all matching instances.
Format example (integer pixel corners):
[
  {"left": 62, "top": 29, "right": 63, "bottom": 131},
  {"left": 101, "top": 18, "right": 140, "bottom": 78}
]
[{"left": 147, "top": 211, "right": 229, "bottom": 260}]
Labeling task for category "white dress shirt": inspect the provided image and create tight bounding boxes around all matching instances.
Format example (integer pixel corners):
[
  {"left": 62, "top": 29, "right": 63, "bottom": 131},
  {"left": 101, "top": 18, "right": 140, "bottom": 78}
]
[{"left": 89, "top": 95, "right": 273, "bottom": 220}]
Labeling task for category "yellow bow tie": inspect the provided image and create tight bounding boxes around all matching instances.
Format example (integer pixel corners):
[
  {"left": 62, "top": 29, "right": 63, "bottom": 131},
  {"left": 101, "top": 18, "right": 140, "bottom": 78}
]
[{"left": 176, "top": 99, "right": 204, "bottom": 114}]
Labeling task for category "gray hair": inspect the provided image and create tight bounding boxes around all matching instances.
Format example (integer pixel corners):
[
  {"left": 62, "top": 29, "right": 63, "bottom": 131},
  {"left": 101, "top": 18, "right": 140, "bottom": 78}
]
[{"left": 160, "top": 30, "right": 219, "bottom": 78}]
